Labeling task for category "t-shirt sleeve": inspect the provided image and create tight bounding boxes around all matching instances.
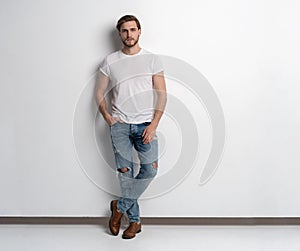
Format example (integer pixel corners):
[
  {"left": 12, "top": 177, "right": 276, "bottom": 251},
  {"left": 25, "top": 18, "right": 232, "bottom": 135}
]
[
  {"left": 152, "top": 54, "right": 164, "bottom": 75},
  {"left": 98, "top": 56, "right": 110, "bottom": 77}
]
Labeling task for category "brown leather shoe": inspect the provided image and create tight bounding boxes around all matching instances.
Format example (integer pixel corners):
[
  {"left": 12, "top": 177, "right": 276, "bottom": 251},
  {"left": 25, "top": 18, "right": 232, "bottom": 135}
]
[
  {"left": 122, "top": 222, "right": 142, "bottom": 239},
  {"left": 109, "top": 200, "right": 123, "bottom": 236}
]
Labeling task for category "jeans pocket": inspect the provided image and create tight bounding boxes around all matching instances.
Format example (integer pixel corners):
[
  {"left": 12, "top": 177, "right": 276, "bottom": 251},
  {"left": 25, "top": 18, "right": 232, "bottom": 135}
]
[{"left": 110, "top": 121, "right": 119, "bottom": 127}]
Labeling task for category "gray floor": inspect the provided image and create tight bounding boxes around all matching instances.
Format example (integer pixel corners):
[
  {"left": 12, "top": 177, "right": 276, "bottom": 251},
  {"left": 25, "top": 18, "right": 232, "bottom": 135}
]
[{"left": 1, "top": 224, "right": 300, "bottom": 251}]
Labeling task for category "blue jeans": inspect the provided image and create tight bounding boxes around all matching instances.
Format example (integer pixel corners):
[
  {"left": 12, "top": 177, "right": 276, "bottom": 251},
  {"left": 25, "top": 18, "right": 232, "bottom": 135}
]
[{"left": 110, "top": 121, "right": 158, "bottom": 223}]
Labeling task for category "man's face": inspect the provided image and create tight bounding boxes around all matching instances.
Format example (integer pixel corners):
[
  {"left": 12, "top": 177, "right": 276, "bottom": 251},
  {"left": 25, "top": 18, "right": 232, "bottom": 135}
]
[{"left": 119, "top": 21, "right": 141, "bottom": 48}]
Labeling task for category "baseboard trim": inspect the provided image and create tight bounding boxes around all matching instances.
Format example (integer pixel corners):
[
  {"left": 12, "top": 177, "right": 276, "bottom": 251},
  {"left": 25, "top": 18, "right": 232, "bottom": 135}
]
[{"left": 1, "top": 217, "right": 300, "bottom": 225}]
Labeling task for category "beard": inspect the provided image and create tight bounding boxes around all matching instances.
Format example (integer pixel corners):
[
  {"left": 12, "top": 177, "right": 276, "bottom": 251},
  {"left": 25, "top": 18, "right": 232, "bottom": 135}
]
[{"left": 122, "top": 36, "right": 139, "bottom": 48}]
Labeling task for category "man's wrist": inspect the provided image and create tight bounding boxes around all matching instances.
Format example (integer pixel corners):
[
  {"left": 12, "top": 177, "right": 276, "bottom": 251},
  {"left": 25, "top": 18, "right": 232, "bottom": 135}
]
[{"left": 151, "top": 119, "right": 159, "bottom": 128}]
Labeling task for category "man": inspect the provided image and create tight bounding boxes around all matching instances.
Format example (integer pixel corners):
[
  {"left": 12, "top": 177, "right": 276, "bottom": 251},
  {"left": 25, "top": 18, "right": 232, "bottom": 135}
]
[{"left": 96, "top": 15, "right": 167, "bottom": 239}]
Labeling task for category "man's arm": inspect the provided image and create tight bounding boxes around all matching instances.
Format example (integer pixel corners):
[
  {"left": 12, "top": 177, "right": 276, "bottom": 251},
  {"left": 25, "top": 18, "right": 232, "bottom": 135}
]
[
  {"left": 142, "top": 71, "right": 167, "bottom": 144},
  {"left": 95, "top": 72, "right": 116, "bottom": 126}
]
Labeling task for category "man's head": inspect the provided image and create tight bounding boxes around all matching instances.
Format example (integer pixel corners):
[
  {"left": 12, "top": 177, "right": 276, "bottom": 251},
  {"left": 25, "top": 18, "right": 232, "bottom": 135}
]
[{"left": 116, "top": 15, "right": 141, "bottom": 48}]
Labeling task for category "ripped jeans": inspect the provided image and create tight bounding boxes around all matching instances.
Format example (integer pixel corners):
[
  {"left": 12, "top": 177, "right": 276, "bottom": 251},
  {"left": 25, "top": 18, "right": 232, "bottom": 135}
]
[{"left": 110, "top": 121, "right": 158, "bottom": 223}]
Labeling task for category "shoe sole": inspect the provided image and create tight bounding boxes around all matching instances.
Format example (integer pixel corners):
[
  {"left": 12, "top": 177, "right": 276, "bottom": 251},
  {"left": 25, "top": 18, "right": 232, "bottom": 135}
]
[{"left": 122, "top": 229, "right": 142, "bottom": 239}]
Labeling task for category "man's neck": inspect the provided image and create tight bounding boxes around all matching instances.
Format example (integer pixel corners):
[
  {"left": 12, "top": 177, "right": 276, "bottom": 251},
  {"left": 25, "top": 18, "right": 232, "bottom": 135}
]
[{"left": 121, "top": 45, "right": 142, "bottom": 55}]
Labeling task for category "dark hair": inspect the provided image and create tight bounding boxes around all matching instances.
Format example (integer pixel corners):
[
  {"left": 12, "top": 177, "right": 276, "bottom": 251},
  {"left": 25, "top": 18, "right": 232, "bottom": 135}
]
[{"left": 116, "top": 15, "right": 141, "bottom": 31}]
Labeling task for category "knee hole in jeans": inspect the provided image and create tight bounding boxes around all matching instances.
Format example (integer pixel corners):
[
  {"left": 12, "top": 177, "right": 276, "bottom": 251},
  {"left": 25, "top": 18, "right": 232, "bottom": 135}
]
[
  {"left": 119, "top": 167, "right": 129, "bottom": 173},
  {"left": 152, "top": 162, "right": 158, "bottom": 169}
]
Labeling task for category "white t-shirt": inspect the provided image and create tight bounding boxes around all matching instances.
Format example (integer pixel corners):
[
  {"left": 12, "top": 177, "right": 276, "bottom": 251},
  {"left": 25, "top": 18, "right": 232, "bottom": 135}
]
[{"left": 99, "top": 49, "right": 164, "bottom": 124}]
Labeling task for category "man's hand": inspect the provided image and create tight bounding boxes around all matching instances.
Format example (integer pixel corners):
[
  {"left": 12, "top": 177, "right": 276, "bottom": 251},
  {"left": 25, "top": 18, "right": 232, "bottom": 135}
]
[
  {"left": 142, "top": 122, "right": 157, "bottom": 144},
  {"left": 105, "top": 114, "right": 123, "bottom": 126}
]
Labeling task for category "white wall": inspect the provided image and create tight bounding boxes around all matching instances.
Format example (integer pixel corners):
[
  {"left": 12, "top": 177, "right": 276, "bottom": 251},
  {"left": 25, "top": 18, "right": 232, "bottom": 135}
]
[{"left": 1, "top": 0, "right": 300, "bottom": 217}]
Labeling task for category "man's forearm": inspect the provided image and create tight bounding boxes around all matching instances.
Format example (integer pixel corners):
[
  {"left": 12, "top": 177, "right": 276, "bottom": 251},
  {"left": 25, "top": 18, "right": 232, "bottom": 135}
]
[
  {"left": 98, "top": 98, "right": 109, "bottom": 118},
  {"left": 95, "top": 72, "right": 111, "bottom": 123},
  {"left": 152, "top": 91, "right": 167, "bottom": 127},
  {"left": 152, "top": 110, "right": 163, "bottom": 127},
  {"left": 96, "top": 92, "right": 112, "bottom": 124}
]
